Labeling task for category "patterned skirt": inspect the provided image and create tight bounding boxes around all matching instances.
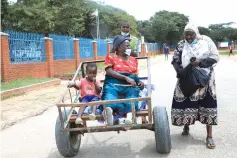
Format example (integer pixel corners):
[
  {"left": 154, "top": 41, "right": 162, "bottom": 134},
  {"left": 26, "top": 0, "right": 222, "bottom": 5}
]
[{"left": 171, "top": 71, "right": 218, "bottom": 126}]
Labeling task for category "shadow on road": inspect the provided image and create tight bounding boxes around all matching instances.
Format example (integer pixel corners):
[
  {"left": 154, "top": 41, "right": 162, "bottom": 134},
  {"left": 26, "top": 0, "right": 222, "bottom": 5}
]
[
  {"left": 170, "top": 133, "right": 204, "bottom": 149},
  {"left": 47, "top": 131, "right": 205, "bottom": 158},
  {"left": 47, "top": 133, "right": 172, "bottom": 158}
]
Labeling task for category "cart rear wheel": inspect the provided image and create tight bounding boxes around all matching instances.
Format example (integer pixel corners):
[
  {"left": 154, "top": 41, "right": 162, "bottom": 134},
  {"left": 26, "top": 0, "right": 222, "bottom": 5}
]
[
  {"left": 55, "top": 109, "right": 81, "bottom": 157},
  {"left": 153, "top": 106, "right": 171, "bottom": 153}
]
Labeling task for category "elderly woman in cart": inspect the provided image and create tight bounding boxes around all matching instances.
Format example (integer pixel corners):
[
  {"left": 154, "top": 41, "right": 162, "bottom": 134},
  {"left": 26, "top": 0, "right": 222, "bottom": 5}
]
[{"left": 102, "top": 35, "right": 144, "bottom": 125}]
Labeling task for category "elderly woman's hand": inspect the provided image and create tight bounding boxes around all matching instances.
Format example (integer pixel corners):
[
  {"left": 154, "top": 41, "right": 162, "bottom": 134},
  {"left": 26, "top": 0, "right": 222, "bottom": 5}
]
[
  {"left": 125, "top": 77, "right": 136, "bottom": 87},
  {"left": 191, "top": 59, "right": 201, "bottom": 67},
  {"left": 138, "top": 81, "right": 145, "bottom": 90}
]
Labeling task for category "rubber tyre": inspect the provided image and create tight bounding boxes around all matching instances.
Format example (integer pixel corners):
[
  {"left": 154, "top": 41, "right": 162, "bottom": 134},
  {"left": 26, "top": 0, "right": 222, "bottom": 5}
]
[
  {"left": 55, "top": 109, "right": 81, "bottom": 157},
  {"left": 153, "top": 106, "right": 171, "bottom": 153}
]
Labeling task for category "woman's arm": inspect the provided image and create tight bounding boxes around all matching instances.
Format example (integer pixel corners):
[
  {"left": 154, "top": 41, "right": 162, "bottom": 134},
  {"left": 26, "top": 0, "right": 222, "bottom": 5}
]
[
  {"left": 207, "top": 37, "right": 220, "bottom": 63},
  {"left": 198, "top": 36, "right": 220, "bottom": 68},
  {"left": 106, "top": 68, "right": 127, "bottom": 80},
  {"left": 194, "top": 37, "right": 220, "bottom": 68},
  {"left": 106, "top": 68, "right": 136, "bottom": 86},
  {"left": 199, "top": 58, "right": 217, "bottom": 68},
  {"left": 171, "top": 40, "right": 184, "bottom": 76}
]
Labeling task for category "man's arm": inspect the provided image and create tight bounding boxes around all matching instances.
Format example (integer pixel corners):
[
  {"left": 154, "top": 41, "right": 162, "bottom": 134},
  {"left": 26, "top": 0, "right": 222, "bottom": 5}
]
[{"left": 130, "top": 35, "right": 138, "bottom": 57}]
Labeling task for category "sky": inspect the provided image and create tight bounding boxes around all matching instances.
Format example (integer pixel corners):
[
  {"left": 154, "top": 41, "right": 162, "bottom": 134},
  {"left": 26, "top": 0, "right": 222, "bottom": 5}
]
[{"left": 98, "top": 0, "right": 237, "bottom": 28}]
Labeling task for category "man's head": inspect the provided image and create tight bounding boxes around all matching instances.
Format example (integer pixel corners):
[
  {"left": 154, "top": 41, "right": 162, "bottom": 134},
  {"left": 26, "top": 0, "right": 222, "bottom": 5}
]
[
  {"left": 86, "top": 63, "right": 97, "bottom": 81},
  {"left": 121, "top": 21, "right": 130, "bottom": 36}
]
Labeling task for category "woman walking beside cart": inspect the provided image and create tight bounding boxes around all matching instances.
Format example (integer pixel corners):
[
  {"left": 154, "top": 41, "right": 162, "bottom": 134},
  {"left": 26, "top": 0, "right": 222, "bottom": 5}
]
[{"left": 171, "top": 23, "right": 220, "bottom": 149}]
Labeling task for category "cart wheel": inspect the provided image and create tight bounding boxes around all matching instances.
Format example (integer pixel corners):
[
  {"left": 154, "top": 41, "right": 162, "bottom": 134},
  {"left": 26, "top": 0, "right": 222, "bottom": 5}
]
[
  {"left": 153, "top": 106, "right": 171, "bottom": 153},
  {"left": 55, "top": 109, "right": 81, "bottom": 157}
]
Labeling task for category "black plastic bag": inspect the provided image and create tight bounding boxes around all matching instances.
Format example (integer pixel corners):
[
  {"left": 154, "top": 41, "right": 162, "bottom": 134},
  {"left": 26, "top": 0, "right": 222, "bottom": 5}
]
[
  {"left": 192, "top": 67, "right": 210, "bottom": 87},
  {"left": 179, "top": 64, "right": 210, "bottom": 97},
  {"left": 179, "top": 64, "right": 200, "bottom": 97}
]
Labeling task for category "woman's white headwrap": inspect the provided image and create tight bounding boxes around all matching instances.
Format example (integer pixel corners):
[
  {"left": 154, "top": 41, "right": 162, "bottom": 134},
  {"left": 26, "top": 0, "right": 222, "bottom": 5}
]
[{"left": 184, "top": 23, "right": 202, "bottom": 39}]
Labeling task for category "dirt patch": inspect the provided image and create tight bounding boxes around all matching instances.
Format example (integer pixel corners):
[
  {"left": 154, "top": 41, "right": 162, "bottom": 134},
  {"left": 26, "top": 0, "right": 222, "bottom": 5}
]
[{"left": 1, "top": 84, "right": 67, "bottom": 130}]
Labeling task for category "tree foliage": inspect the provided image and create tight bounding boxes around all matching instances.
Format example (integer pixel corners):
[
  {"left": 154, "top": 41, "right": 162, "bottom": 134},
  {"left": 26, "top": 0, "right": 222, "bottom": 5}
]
[
  {"left": 3, "top": 0, "right": 90, "bottom": 36},
  {"left": 86, "top": 1, "right": 138, "bottom": 38},
  {"left": 207, "top": 22, "right": 237, "bottom": 42},
  {"left": 197, "top": 22, "right": 237, "bottom": 42},
  {"left": 2, "top": 0, "right": 138, "bottom": 38},
  {"left": 138, "top": 11, "right": 189, "bottom": 45},
  {"left": 198, "top": 27, "right": 211, "bottom": 36},
  {"left": 137, "top": 20, "right": 154, "bottom": 42}
]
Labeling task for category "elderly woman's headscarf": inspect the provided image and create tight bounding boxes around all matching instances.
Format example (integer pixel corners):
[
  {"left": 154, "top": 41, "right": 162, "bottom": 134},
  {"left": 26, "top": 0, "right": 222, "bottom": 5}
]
[
  {"left": 111, "top": 35, "right": 130, "bottom": 53},
  {"left": 184, "top": 23, "right": 202, "bottom": 39}
]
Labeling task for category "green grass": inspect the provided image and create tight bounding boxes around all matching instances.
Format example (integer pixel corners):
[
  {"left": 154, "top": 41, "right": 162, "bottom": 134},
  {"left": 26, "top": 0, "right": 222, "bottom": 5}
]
[
  {"left": 63, "top": 72, "right": 76, "bottom": 75},
  {"left": 1, "top": 78, "right": 55, "bottom": 91},
  {"left": 96, "top": 63, "right": 105, "bottom": 71}
]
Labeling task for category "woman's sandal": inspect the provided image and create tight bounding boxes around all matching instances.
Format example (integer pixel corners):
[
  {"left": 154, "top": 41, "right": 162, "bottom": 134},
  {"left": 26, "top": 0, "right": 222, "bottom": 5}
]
[
  {"left": 182, "top": 125, "right": 189, "bottom": 135},
  {"left": 206, "top": 137, "right": 216, "bottom": 149}
]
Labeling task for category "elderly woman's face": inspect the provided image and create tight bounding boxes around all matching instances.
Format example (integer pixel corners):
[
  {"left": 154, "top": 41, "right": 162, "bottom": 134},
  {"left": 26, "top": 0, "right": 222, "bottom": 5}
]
[
  {"left": 118, "top": 40, "right": 130, "bottom": 53},
  {"left": 184, "top": 31, "right": 196, "bottom": 43}
]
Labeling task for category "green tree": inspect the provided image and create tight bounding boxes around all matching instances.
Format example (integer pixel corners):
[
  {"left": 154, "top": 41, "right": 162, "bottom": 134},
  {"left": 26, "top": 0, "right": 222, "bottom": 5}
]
[
  {"left": 208, "top": 22, "right": 237, "bottom": 42},
  {"left": 51, "top": 0, "right": 89, "bottom": 36},
  {"left": 1, "top": 0, "right": 9, "bottom": 30},
  {"left": 87, "top": 1, "right": 139, "bottom": 38},
  {"left": 137, "top": 20, "right": 155, "bottom": 42},
  {"left": 4, "top": 0, "right": 56, "bottom": 33},
  {"left": 198, "top": 27, "right": 211, "bottom": 36},
  {"left": 2, "top": 0, "right": 139, "bottom": 38},
  {"left": 3, "top": 0, "right": 92, "bottom": 36},
  {"left": 150, "top": 11, "right": 189, "bottom": 45},
  {"left": 209, "top": 22, "right": 235, "bottom": 30}
]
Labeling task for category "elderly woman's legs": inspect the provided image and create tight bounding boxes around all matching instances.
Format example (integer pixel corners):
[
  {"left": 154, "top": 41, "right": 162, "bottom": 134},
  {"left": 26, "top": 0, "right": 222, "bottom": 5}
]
[
  {"left": 182, "top": 125, "right": 215, "bottom": 148},
  {"left": 207, "top": 125, "right": 212, "bottom": 138},
  {"left": 206, "top": 125, "right": 216, "bottom": 149},
  {"left": 123, "top": 87, "right": 140, "bottom": 124},
  {"left": 102, "top": 83, "right": 140, "bottom": 125},
  {"left": 102, "top": 83, "right": 126, "bottom": 125},
  {"left": 182, "top": 124, "right": 189, "bottom": 135}
]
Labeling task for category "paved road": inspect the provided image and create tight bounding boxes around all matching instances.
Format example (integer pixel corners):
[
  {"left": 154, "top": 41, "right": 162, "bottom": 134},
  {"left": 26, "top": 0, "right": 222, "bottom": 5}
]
[{"left": 1, "top": 56, "right": 237, "bottom": 158}]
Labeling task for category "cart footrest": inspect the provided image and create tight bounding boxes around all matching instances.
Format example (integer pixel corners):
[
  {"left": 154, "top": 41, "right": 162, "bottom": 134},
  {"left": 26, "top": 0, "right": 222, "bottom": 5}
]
[{"left": 69, "top": 110, "right": 148, "bottom": 122}]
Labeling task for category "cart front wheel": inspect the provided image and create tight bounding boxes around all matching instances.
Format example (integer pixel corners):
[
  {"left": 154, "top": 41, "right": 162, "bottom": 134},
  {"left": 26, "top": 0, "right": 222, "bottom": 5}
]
[{"left": 55, "top": 109, "right": 81, "bottom": 157}]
